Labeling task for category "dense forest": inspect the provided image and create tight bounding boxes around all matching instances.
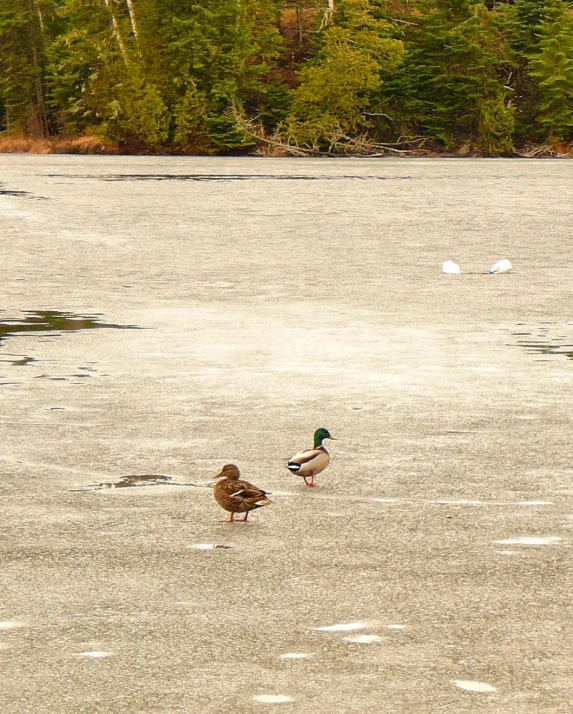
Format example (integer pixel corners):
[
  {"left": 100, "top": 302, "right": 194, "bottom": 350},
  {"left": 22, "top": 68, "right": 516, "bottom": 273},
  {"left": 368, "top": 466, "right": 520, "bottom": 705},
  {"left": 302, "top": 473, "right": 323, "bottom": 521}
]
[{"left": 0, "top": 0, "right": 572, "bottom": 155}]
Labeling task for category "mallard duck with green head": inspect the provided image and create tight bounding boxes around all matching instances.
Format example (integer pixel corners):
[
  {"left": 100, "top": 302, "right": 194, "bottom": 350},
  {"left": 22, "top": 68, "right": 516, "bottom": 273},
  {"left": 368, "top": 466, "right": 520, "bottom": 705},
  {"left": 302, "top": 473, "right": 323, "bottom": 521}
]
[
  {"left": 213, "top": 464, "right": 272, "bottom": 522},
  {"left": 286, "top": 428, "right": 337, "bottom": 487}
]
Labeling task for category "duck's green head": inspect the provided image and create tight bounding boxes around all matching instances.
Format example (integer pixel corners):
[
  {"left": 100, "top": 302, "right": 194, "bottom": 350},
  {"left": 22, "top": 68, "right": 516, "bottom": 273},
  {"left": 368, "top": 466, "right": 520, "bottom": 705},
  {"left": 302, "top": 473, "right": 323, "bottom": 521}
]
[{"left": 314, "top": 427, "right": 337, "bottom": 447}]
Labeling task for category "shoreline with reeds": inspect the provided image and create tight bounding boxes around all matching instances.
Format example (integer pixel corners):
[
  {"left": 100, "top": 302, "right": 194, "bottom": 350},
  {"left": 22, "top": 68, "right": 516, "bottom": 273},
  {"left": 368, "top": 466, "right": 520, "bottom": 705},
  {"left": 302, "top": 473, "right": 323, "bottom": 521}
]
[{"left": 0, "top": 134, "right": 570, "bottom": 159}]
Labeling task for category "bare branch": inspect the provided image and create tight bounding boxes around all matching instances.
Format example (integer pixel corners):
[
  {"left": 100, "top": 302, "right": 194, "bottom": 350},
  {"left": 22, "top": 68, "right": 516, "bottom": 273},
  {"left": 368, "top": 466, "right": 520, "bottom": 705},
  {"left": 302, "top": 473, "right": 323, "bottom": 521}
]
[
  {"left": 362, "top": 112, "right": 395, "bottom": 120},
  {"left": 234, "top": 109, "right": 432, "bottom": 158},
  {"left": 517, "top": 144, "right": 569, "bottom": 159},
  {"left": 388, "top": 17, "right": 420, "bottom": 27}
]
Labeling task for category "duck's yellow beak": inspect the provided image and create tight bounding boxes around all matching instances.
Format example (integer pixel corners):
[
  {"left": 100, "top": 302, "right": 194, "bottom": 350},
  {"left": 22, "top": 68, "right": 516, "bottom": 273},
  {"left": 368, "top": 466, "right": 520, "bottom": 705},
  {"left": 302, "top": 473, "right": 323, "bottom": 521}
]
[{"left": 328, "top": 436, "right": 339, "bottom": 440}]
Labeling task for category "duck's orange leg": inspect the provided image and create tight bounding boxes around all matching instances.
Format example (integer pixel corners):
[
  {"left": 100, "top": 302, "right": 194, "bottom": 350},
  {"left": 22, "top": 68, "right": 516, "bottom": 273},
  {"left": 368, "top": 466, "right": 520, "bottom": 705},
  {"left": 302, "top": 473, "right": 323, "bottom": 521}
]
[
  {"left": 241, "top": 511, "right": 249, "bottom": 522},
  {"left": 304, "top": 474, "right": 319, "bottom": 488}
]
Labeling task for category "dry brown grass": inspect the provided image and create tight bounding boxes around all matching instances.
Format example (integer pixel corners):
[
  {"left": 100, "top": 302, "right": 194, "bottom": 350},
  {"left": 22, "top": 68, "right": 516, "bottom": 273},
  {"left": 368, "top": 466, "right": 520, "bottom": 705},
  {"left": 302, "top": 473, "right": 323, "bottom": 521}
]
[{"left": 0, "top": 134, "right": 120, "bottom": 154}]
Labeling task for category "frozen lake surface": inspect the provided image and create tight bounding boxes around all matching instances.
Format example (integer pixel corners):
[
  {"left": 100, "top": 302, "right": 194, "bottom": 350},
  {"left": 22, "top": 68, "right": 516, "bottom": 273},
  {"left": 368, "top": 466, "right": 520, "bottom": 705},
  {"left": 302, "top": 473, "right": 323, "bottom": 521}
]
[{"left": 0, "top": 155, "right": 572, "bottom": 713}]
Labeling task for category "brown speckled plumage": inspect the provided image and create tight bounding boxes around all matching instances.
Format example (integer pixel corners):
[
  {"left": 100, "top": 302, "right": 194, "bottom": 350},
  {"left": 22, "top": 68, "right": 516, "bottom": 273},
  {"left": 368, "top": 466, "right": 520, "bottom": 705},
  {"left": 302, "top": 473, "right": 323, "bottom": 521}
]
[{"left": 213, "top": 464, "right": 272, "bottom": 522}]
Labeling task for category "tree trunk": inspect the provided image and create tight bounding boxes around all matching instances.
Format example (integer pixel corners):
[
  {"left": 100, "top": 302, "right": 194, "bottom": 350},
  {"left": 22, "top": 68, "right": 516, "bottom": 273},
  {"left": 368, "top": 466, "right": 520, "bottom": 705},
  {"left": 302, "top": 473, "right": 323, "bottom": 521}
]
[
  {"left": 124, "top": 0, "right": 139, "bottom": 40},
  {"left": 296, "top": 3, "right": 303, "bottom": 46},
  {"left": 29, "top": 0, "right": 48, "bottom": 136},
  {"left": 32, "top": 0, "right": 44, "bottom": 32},
  {"left": 320, "top": 0, "right": 335, "bottom": 30},
  {"left": 101, "top": 0, "right": 129, "bottom": 63}
]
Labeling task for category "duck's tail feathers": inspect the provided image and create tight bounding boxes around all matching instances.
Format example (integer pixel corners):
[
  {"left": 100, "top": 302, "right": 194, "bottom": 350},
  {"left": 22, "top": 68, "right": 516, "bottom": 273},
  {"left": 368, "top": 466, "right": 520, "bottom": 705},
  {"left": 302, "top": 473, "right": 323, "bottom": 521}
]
[
  {"left": 286, "top": 462, "right": 301, "bottom": 473},
  {"left": 254, "top": 497, "right": 272, "bottom": 508}
]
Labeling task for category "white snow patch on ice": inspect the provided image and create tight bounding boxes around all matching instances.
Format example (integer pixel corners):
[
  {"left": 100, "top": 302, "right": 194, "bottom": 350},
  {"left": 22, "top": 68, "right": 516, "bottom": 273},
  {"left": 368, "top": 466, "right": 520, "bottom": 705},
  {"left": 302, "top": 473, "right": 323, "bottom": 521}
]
[
  {"left": 253, "top": 694, "right": 294, "bottom": 703},
  {"left": 453, "top": 680, "right": 497, "bottom": 693},
  {"left": 494, "top": 537, "right": 561, "bottom": 546},
  {"left": 518, "top": 501, "right": 554, "bottom": 506},
  {"left": 314, "top": 621, "right": 369, "bottom": 632},
  {"left": 436, "top": 499, "right": 483, "bottom": 505},
  {"left": 344, "top": 634, "right": 381, "bottom": 644},
  {"left": 0, "top": 620, "right": 26, "bottom": 630}
]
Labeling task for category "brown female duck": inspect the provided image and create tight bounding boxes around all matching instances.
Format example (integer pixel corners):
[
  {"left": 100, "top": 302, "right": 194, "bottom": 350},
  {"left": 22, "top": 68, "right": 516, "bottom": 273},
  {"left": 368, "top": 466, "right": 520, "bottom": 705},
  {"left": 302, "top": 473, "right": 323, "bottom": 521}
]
[{"left": 213, "top": 464, "right": 272, "bottom": 522}]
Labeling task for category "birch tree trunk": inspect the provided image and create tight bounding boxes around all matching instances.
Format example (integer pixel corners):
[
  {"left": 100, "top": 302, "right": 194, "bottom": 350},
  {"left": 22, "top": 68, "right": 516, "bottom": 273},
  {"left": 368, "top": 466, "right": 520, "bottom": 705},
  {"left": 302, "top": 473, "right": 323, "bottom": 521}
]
[
  {"left": 124, "top": 0, "right": 138, "bottom": 40},
  {"left": 32, "top": 0, "right": 44, "bottom": 32},
  {"left": 30, "top": 0, "right": 48, "bottom": 135},
  {"left": 101, "top": 0, "right": 129, "bottom": 63},
  {"left": 296, "top": 2, "right": 303, "bottom": 46},
  {"left": 320, "top": 0, "right": 335, "bottom": 30}
]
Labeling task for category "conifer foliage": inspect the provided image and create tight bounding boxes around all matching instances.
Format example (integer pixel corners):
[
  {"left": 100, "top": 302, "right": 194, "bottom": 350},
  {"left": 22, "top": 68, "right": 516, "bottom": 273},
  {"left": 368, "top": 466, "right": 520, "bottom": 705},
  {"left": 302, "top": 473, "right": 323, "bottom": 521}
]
[
  {"left": 528, "top": 1, "right": 573, "bottom": 141},
  {"left": 0, "top": 0, "right": 571, "bottom": 153}
]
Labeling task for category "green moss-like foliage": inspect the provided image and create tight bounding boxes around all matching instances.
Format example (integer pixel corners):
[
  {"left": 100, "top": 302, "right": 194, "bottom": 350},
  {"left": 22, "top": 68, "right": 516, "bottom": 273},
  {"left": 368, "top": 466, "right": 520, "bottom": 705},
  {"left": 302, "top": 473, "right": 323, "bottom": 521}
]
[{"left": 477, "top": 96, "right": 516, "bottom": 156}]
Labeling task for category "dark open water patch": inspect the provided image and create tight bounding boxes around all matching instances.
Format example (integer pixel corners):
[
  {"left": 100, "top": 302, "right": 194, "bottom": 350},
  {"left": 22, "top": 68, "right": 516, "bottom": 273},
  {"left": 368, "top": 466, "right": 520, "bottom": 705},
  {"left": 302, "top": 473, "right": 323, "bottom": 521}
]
[
  {"left": 0, "top": 186, "right": 29, "bottom": 197},
  {"left": 11, "top": 355, "right": 36, "bottom": 366},
  {"left": 0, "top": 312, "right": 140, "bottom": 378},
  {"left": 0, "top": 310, "right": 140, "bottom": 346},
  {"left": 45, "top": 173, "right": 414, "bottom": 183},
  {"left": 0, "top": 183, "right": 48, "bottom": 199},
  {"left": 510, "top": 323, "right": 573, "bottom": 360},
  {"left": 75, "top": 474, "right": 209, "bottom": 491},
  {"left": 0, "top": 354, "right": 38, "bottom": 366}
]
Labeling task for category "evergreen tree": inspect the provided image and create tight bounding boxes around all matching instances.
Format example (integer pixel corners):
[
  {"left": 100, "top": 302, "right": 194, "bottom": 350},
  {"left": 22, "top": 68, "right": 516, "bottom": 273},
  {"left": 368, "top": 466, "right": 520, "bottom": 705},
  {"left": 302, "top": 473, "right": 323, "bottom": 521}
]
[
  {"left": 528, "top": 1, "right": 573, "bottom": 141},
  {"left": 164, "top": 0, "right": 286, "bottom": 152},
  {"left": 285, "top": 0, "right": 404, "bottom": 150},
  {"left": 477, "top": 95, "right": 516, "bottom": 155},
  {"left": 45, "top": 0, "right": 120, "bottom": 134},
  {"left": 173, "top": 84, "right": 210, "bottom": 153},
  {"left": 0, "top": 0, "right": 56, "bottom": 135},
  {"left": 381, "top": 1, "right": 512, "bottom": 148},
  {"left": 0, "top": 0, "right": 571, "bottom": 152},
  {"left": 500, "top": 0, "right": 570, "bottom": 143},
  {"left": 46, "top": 0, "right": 171, "bottom": 148}
]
